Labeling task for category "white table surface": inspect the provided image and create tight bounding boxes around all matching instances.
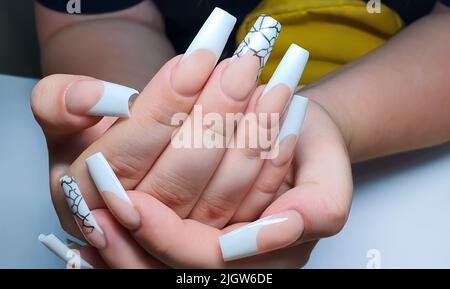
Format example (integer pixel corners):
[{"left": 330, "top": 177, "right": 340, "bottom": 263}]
[{"left": 0, "top": 74, "right": 449, "bottom": 269}]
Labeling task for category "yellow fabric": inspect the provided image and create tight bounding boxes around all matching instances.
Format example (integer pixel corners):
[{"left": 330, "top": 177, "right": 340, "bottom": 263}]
[{"left": 237, "top": 0, "right": 404, "bottom": 85}]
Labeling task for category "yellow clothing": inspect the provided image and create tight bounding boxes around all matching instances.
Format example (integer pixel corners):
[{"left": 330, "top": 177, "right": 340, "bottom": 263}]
[{"left": 237, "top": 0, "right": 404, "bottom": 85}]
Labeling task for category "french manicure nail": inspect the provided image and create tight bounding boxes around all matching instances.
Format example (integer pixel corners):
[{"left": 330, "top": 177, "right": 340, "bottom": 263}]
[
  {"left": 39, "top": 233, "right": 93, "bottom": 269},
  {"left": 277, "top": 95, "right": 308, "bottom": 142},
  {"left": 173, "top": 8, "right": 236, "bottom": 95},
  {"left": 183, "top": 8, "right": 237, "bottom": 61},
  {"left": 65, "top": 80, "right": 139, "bottom": 118},
  {"left": 255, "top": 45, "right": 309, "bottom": 129},
  {"left": 219, "top": 211, "right": 304, "bottom": 262},
  {"left": 60, "top": 176, "right": 106, "bottom": 249},
  {"left": 222, "top": 15, "right": 281, "bottom": 101},
  {"left": 86, "top": 152, "right": 141, "bottom": 230},
  {"left": 262, "top": 44, "right": 309, "bottom": 96}
]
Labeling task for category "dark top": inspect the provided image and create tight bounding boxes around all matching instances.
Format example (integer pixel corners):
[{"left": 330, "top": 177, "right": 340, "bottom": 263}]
[{"left": 37, "top": 0, "right": 449, "bottom": 56}]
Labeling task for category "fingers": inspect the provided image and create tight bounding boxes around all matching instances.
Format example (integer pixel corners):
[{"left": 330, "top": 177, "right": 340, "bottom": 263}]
[
  {"left": 118, "top": 191, "right": 312, "bottom": 268},
  {"left": 54, "top": 8, "right": 236, "bottom": 236},
  {"left": 31, "top": 74, "right": 138, "bottom": 140},
  {"left": 91, "top": 209, "right": 166, "bottom": 268},
  {"left": 232, "top": 95, "right": 309, "bottom": 222},
  {"left": 136, "top": 15, "right": 281, "bottom": 218},
  {"left": 261, "top": 101, "right": 353, "bottom": 243},
  {"left": 189, "top": 45, "right": 309, "bottom": 228},
  {"left": 218, "top": 101, "right": 352, "bottom": 261},
  {"left": 59, "top": 153, "right": 165, "bottom": 268},
  {"left": 84, "top": 156, "right": 314, "bottom": 268}
]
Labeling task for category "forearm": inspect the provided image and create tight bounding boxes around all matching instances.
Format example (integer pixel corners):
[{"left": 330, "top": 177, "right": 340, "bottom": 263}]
[
  {"left": 35, "top": 1, "right": 175, "bottom": 90},
  {"left": 302, "top": 12, "right": 450, "bottom": 162}
]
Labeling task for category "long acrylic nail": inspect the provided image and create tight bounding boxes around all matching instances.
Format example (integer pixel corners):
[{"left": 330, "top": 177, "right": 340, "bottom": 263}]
[
  {"left": 60, "top": 176, "right": 106, "bottom": 249},
  {"left": 86, "top": 152, "right": 141, "bottom": 230},
  {"left": 262, "top": 44, "right": 309, "bottom": 96},
  {"left": 219, "top": 211, "right": 304, "bottom": 261},
  {"left": 277, "top": 95, "right": 308, "bottom": 142},
  {"left": 183, "top": 8, "right": 236, "bottom": 61},
  {"left": 256, "top": 45, "right": 309, "bottom": 129},
  {"left": 65, "top": 80, "right": 139, "bottom": 118},
  {"left": 39, "top": 233, "right": 93, "bottom": 269},
  {"left": 222, "top": 15, "right": 281, "bottom": 101},
  {"left": 234, "top": 15, "right": 281, "bottom": 75},
  {"left": 173, "top": 8, "right": 236, "bottom": 95}
]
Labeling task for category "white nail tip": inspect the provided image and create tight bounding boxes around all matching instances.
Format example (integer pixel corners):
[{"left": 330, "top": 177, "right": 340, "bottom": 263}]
[
  {"left": 278, "top": 95, "right": 309, "bottom": 141},
  {"left": 183, "top": 8, "right": 237, "bottom": 60},
  {"left": 60, "top": 175, "right": 103, "bottom": 234},
  {"left": 234, "top": 15, "right": 281, "bottom": 72},
  {"left": 86, "top": 152, "right": 131, "bottom": 204},
  {"left": 263, "top": 44, "right": 310, "bottom": 95},
  {"left": 39, "top": 233, "right": 93, "bottom": 269},
  {"left": 87, "top": 81, "right": 139, "bottom": 118},
  {"left": 220, "top": 216, "right": 288, "bottom": 261}
]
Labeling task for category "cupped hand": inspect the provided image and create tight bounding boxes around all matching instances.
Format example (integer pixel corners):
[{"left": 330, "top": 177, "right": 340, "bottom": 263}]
[
  {"left": 77, "top": 99, "right": 352, "bottom": 268},
  {"left": 32, "top": 8, "right": 353, "bottom": 268}
]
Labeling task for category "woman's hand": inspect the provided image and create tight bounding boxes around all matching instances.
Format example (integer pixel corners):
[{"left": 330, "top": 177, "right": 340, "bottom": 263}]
[
  {"left": 33, "top": 10, "right": 308, "bottom": 245},
  {"left": 77, "top": 99, "right": 352, "bottom": 268},
  {"left": 32, "top": 8, "right": 352, "bottom": 268}
]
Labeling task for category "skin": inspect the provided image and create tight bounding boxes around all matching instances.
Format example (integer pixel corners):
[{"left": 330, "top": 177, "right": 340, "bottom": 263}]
[{"left": 32, "top": 1, "right": 450, "bottom": 268}]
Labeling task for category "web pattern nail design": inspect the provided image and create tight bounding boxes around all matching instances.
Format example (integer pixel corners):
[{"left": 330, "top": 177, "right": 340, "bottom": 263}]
[
  {"left": 60, "top": 176, "right": 97, "bottom": 233},
  {"left": 234, "top": 15, "right": 281, "bottom": 75}
]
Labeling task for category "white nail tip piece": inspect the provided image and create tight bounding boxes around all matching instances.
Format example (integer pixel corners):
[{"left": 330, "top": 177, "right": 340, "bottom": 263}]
[
  {"left": 60, "top": 175, "right": 103, "bottom": 234},
  {"left": 86, "top": 152, "right": 131, "bottom": 204},
  {"left": 39, "top": 234, "right": 93, "bottom": 269},
  {"left": 262, "top": 44, "right": 310, "bottom": 96},
  {"left": 234, "top": 15, "right": 281, "bottom": 72},
  {"left": 219, "top": 216, "right": 288, "bottom": 261},
  {"left": 87, "top": 81, "right": 139, "bottom": 118},
  {"left": 278, "top": 95, "right": 309, "bottom": 142},
  {"left": 183, "top": 8, "right": 237, "bottom": 61}
]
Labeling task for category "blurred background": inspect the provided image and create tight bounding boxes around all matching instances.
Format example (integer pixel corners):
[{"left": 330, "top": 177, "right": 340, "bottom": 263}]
[{"left": 0, "top": 1, "right": 40, "bottom": 78}]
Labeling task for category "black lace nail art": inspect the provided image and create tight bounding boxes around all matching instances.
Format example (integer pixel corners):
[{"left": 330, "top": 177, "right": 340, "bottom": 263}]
[
  {"left": 60, "top": 176, "right": 100, "bottom": 234},
  {"left": 234, "top": 15, "right": 281, "bottom": 75}
]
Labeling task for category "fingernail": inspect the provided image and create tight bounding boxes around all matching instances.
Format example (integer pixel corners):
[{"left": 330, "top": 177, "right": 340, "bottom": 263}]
[
  {"left": 173, "top": 8, "right": 236, "bottom": 96},
  {"left": 255, "top": 45, "right": 309, "bottom": 129},
  {"left": 60, "top": 176, "right": 106, "bottom": 249},
  {"left": 219, "top": 211, "right": 304, "bottom": 261},
  {"left": 86, "top": 152, "right": 140, "bottom": 230},
  {"left": 277, "top": 95, "right": 308, "bottom": 142},
  {"left": 39, "top": 233, "right": 94, "bottom": 269},
  {"left": 183, "top": 8, "right": 236, "bottom": 62},
  {"left": 65, "top": 80, "right": 139, "bottom": 118},
  {"left": 222, "top": 15, "right": 281, "bottom": 101},
  {"left": 262, "top": 44, "right": 309, "bottom": 97}
]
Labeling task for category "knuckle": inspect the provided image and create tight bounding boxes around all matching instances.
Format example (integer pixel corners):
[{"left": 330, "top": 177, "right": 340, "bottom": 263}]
[
  {"left": 319, "top": 194, "right": 349, "bottom": 236},
  {"left": 134, "top": 102, "right": 182, "bottom": 132},
  {"left": 147, "top": 170, "right": 199, "bottom": 209},
  {"left": 253, "top": 178, "right": 279, "bottom": 196},
  {"left": 193, "top": 195, "right": 234, "bottom": 222},
  {"left": 107, "top": 154, "right": 143, "bottom": 183}
]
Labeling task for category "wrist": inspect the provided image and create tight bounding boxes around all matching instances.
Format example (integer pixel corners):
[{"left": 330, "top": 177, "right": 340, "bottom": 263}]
[{"left": 297, "top": 85, "right": 354, "bottom": 153}]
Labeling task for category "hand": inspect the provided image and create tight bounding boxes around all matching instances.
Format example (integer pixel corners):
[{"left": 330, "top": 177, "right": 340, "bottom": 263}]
[
  {"left": 33, "top": 9, "right": 352, "bottom": 268},
  {"left": 32, "top": 10, "right": 304, "bottom": 255},
  {"left": 76, "top": 98, "right": 352, "bottom": 268}
]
